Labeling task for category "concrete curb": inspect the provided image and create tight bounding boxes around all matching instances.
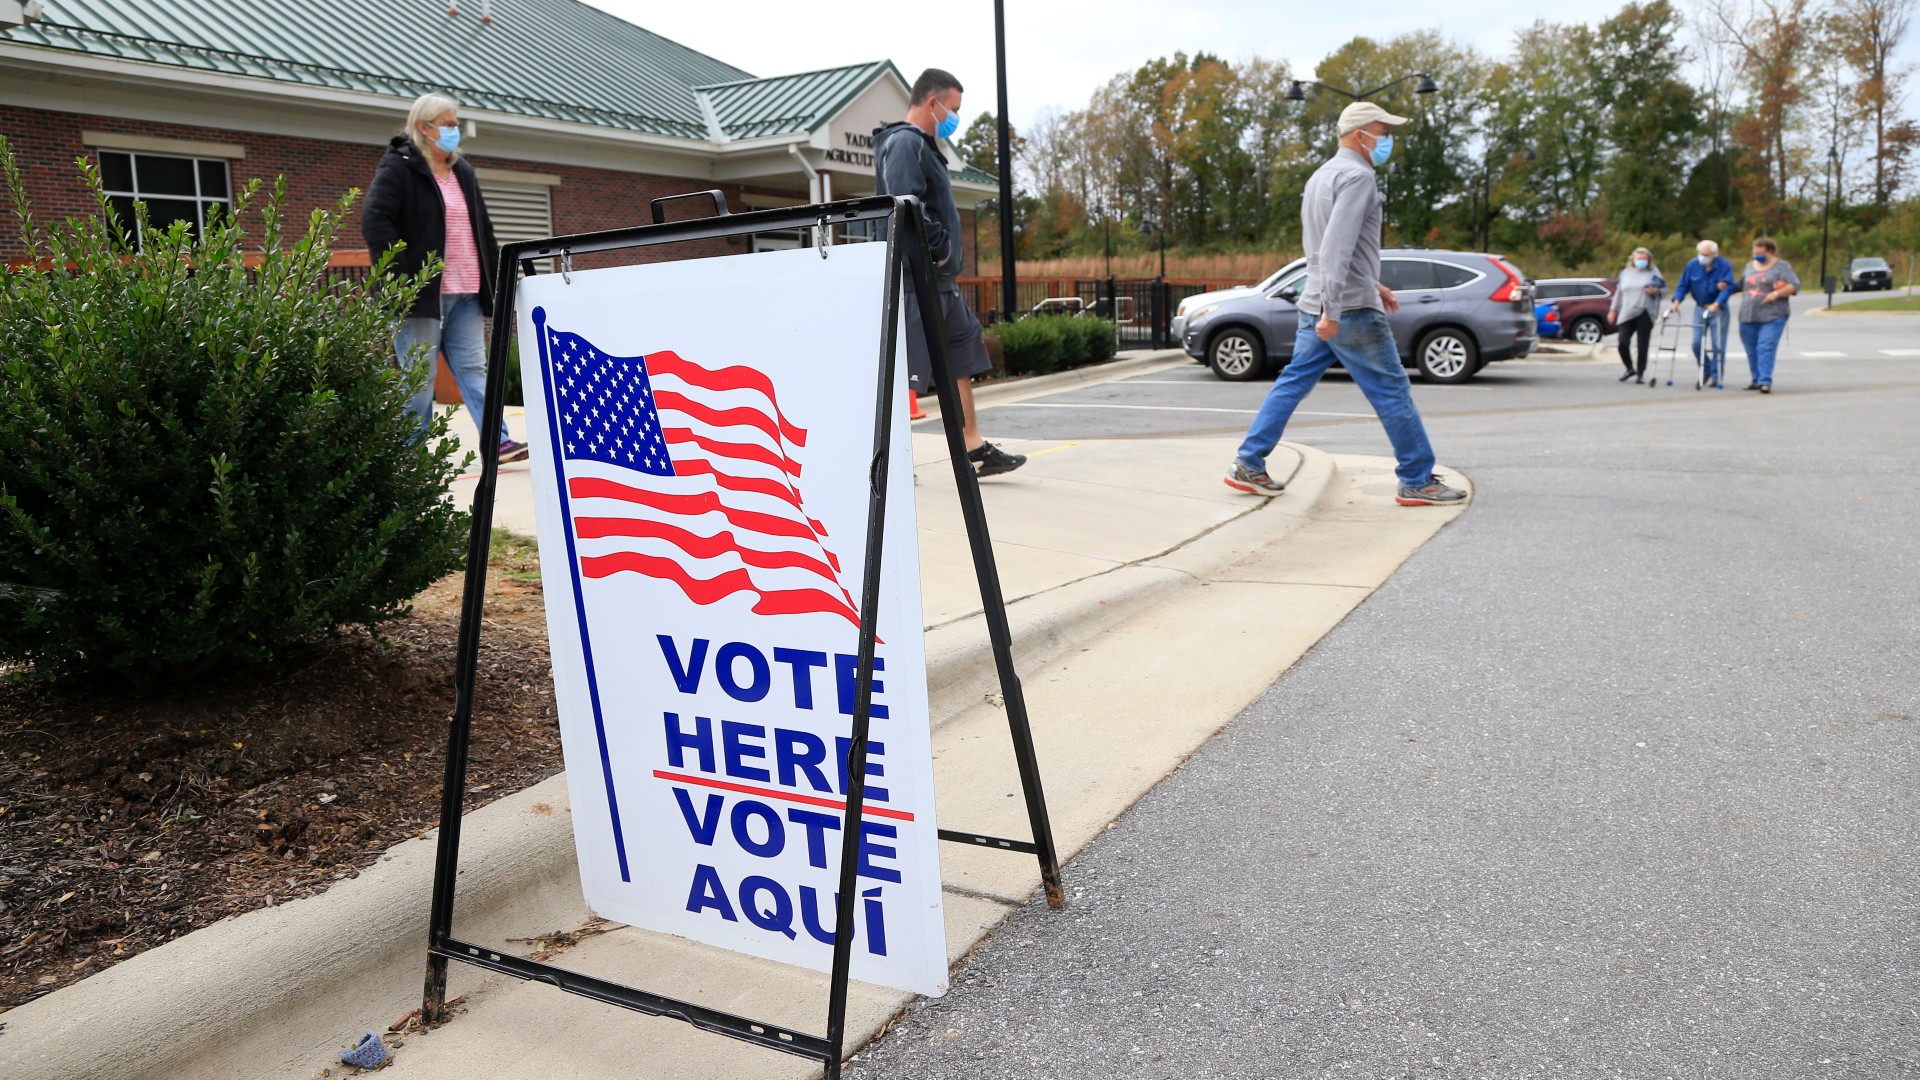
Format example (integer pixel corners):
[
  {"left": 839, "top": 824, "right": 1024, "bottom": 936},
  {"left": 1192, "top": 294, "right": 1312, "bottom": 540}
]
[{"left": 0, "top": 442, "right": 1337, "bottom": 1080}]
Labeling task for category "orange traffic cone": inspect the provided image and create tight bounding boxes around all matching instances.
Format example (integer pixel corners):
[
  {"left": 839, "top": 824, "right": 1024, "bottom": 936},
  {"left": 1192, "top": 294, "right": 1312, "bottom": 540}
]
[{"left": 906, "top": 386, "right": 926, "bottom": 420}]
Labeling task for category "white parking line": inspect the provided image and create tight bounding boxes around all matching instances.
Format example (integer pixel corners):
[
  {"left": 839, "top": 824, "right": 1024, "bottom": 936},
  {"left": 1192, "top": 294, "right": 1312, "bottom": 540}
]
[
  {"left": 997, "top": 402, "right": 1375, "bottom": 418},
  {"left": 1000, "top": 402, "right": 1257, "bottom": 415},
  {"left": 1801, "top": 350, "right": 1846, "bottom": 357},
  {"left": 1880, "top": 348, "right": 1920, "bottom": 357}
]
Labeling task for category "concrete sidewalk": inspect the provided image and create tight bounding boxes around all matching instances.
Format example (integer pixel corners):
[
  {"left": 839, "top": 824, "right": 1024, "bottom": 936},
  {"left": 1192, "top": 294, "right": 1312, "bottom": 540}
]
[{"left": 0, "top": 362, "right": 1469, "bottom": 1080}]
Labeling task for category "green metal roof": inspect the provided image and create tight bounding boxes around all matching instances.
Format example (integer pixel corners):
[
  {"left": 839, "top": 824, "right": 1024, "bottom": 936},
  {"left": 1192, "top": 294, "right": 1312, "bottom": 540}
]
[
  {"left": 697, "top": 61, "right": 901, "bottom": 141},
  {"left": 5, "top": 0, "right": 754, "bottom": 138},
  {"left": 952, "top": 163, "right": 998, "bottom": 187}
]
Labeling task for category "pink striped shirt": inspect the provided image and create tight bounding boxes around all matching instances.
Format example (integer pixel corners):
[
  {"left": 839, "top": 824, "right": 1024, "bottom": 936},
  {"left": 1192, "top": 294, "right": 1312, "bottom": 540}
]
[{"left": 434, "top": 170, "right": 481, "bottom": 295}]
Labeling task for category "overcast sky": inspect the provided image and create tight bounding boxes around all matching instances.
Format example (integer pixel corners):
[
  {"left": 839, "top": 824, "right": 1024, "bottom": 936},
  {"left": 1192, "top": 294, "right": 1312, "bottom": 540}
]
[{"left": 591, "top": 0, "right": 1919, "bottom": 133}]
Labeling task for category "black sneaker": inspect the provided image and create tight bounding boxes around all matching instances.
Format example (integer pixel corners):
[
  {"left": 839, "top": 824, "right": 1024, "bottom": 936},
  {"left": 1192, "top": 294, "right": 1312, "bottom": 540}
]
[
  {"left": 968, "top": 442, "right": 1026, "bottom": 477},
  {"left": 1224, "top": 462, "right": 1285, "bottom": 494},
  {"left": 497, "top": 439, "right": 529, "bottom": 463}
]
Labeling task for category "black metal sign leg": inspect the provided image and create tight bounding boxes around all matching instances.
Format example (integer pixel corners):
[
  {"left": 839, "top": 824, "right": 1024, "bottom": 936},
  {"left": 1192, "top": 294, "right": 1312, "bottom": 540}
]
[
  {"left": 901, "top": 215, "right": 1066, "bottom": 909},
  {"left": 421, "top": 257, "right": 522, "bottom": 1022}
]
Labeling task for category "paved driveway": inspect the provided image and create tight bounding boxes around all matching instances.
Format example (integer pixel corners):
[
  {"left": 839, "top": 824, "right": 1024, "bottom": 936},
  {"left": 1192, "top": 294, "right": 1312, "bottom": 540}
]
[{"left": 854, "top": 299, "right": 1920, "bottom": 1077}]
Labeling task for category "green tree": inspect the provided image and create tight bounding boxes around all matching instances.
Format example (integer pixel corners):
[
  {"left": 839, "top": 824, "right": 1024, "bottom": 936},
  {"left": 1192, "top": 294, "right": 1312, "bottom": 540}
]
[{"left": 1592, "top": 1, "right": 1703, "bottom": 233}]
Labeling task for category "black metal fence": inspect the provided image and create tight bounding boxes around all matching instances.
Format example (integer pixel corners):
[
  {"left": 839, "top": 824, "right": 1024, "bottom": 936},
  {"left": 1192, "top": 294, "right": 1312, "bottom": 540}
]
[{"left": 955, "top": 276, "right": 1233, "bottom": 351}]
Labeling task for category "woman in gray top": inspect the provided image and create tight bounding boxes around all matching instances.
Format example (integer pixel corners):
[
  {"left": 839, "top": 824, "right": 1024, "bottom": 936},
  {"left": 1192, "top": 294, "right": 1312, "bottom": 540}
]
[
  {"left": 1607, "top": 247, "right": 1665, "bottom": 383},
  {"left": 1736, "top": 236, "right": 1799, "bottom": 393}
]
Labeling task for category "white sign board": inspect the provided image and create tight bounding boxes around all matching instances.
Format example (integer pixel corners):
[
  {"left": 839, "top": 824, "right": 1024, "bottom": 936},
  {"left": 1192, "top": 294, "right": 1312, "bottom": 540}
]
[{"left": 515, "top": 243, "right": 947, "bottom": 997}]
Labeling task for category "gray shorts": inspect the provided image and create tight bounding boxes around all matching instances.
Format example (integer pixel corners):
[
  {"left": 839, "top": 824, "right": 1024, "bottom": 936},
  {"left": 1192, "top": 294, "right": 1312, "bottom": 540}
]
[{"left": 904, "top": 287, "right": 993, "bottom": 393}]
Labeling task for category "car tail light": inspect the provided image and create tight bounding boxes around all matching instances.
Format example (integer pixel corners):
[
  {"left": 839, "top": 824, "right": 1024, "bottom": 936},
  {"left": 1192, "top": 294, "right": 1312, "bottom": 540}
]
[
  {"left": 1544, "top": 307, "right": 1560, "bottom": 323},
  {"left": 1488, "top": 258, "right": 1527, "bottom": 302}
]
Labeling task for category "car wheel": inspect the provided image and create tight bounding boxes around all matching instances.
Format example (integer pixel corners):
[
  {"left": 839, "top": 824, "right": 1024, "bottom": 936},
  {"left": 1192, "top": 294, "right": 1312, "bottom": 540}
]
[
  {"left": 1569, "top": 316, "right": 1605, "bottom": 346},
  {"left": 1415, "top": 327, "right": 1479, "bottom": 383},
  {"left": 1208, "top": 329, "right": 1265, "bottom": 381}
]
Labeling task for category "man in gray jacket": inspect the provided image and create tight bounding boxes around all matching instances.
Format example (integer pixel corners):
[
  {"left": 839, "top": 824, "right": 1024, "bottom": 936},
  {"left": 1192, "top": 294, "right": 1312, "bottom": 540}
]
[
  {"left": 1225, "top": 101, "right": 1464, "bottom": 506},
  {"left": 874, "top": 68, "right": 1025, "bottom": 477}
]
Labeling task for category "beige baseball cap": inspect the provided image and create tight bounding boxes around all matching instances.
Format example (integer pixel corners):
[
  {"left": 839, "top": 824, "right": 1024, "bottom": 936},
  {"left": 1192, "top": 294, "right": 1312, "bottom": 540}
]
[{"left": 1337, "top": 101, "right": 1410, "bottom": 136}]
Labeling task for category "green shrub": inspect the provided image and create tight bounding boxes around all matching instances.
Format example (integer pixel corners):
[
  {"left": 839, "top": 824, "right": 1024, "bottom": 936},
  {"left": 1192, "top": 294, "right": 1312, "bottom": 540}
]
[
  {"left": 0, "top": 138, "right": 470, "bottom": 683},
  {"left": 1072, "top": 316, "right": 1118, "bottom": 363},
  {"left": 987, "top": 317, "right": 1067, "bottom": 375}
]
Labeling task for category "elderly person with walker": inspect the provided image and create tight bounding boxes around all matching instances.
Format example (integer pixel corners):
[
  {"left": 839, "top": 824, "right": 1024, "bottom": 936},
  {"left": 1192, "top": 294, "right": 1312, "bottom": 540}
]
[
  {"left": 1736, "top": 237, "right": 1799, "bottom": 394},
  {"left": 1606, "top": 247, "right": 1664, "bottom": 384},
  {"left": 1666, "top": 239, "right": 1735, "bottom": 388},
  {"left": 362, "top": 93, "right": 526, "bottom": 460}
]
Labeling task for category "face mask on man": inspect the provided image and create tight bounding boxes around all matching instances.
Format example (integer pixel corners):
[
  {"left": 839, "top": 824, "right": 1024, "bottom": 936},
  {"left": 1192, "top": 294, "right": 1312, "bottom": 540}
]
[
  {"left": 1362, "top": 130, "right": 1394, "bottom": 168},
  {"left": 1753, "top": 252, "right": 1770, "bottom": 265},
  {"left": 934, "top": 100, "right": 960, "bottom": 141},
  {"left": 434, "top": 125, "right": 461, "bottom": 154},
  {"left": 1699, "top": 253, "right": 1714, "bottom": 265}
]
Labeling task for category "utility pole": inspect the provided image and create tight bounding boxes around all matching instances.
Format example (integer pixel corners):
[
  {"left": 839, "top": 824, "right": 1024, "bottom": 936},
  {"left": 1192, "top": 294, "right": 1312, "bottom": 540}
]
[{"left": 993, "top": 0, "right": 1017, "bottom": 324}]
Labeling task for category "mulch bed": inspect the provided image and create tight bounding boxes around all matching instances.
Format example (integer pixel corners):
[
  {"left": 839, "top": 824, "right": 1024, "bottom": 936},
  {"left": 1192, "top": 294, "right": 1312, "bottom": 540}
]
[{"left": 0, "top": 534, "right": 561, "bottom": 1011}]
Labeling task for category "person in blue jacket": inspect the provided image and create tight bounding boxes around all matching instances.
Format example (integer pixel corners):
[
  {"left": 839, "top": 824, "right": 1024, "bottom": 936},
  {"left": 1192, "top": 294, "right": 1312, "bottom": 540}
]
[{"left": 1666, "top": 239, "right": 1736, "bottom": 386}]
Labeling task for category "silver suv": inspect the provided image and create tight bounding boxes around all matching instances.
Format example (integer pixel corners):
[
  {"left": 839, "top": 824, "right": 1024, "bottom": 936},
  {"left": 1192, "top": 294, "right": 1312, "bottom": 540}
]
[{"left": 1181, "top": 250, "right": 1539, "bottom": 383}]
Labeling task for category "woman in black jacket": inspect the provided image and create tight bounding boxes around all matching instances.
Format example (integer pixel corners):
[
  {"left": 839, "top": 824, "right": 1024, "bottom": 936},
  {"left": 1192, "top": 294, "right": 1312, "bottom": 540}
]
[{"left": 361, "top": 93, "right": 524, "bottom": 460}]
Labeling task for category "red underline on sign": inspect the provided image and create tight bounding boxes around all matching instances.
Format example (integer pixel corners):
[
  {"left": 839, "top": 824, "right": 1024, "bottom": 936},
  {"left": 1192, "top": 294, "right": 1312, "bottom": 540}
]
[{"left": 651, "top": 770, "right": 917, "bottom": 822}]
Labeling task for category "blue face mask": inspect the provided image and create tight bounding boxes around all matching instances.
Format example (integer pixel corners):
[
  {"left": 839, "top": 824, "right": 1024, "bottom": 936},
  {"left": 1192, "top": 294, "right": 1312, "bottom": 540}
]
[
  {"left": 1364, "top": 130, "right": 1393, "bottom": 167},
  {"left": 435, "top": 125, "right": 461, "bottom": 154},
  {"left": 935, "top": 102, "right": 960, "bottom": 141},
  {"left": 1634, "top": 259, "right": 1649, "bottom": 269},
  {"left": 1753, "top": 253, "right": 1770, "bottom": 265}
]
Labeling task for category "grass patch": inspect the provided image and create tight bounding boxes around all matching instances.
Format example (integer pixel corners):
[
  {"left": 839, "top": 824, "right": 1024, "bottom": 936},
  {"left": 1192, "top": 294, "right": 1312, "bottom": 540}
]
[
  {"left": 491, "top": 528, "right": 543, "bottom": 582},
  {"left": 1830, "top": 292, "right": 1920, "bottom": 312}
]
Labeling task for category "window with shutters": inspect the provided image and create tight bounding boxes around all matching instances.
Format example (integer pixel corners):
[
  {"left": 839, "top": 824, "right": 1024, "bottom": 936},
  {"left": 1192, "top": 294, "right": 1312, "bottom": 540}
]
[{"left": 478, "top": 179, "right": 554, "bottom": 272}]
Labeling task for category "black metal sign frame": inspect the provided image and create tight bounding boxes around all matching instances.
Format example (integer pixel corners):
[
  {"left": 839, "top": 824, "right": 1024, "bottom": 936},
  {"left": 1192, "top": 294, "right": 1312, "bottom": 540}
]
[{"left": 419, "top": 194, "right": 1063, "bottom": 1078}]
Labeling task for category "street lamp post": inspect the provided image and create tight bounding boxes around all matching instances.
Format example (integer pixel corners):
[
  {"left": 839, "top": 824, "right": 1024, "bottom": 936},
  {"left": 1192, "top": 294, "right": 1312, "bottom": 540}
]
[
  {"left": 972, "top": 198, "right": 995, "bottom": 284},
  {"left": 1478, "top": 146, "right": 1536, "bottom": 252},
  {"left": 1284, "top": 73, "right": 1439, "bottom": 102},
  {"left": 1140, "top": 215, "right": 1168, "bottom": 345},
  {"left": 992, "top": 0, "right": 1017, "bottom": 325},
  {"left": 1820, "top": 145, "right": 1838, "bottom": 305}
]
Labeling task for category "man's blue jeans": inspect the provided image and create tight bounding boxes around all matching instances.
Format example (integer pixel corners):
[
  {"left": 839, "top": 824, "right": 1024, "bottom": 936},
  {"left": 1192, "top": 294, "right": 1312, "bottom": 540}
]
[
  {"left": 1690, "top": 305, "right": 1729, "bottom": 380},
  {"left": 393, "top": 292, "right": 508, "bottom": 445},
  {"left": 1236, "top": 309, "right": 1437, "bottom": 489},
  {"left": 1738, "top": 317, "right": 1787, "bottom": 387}
]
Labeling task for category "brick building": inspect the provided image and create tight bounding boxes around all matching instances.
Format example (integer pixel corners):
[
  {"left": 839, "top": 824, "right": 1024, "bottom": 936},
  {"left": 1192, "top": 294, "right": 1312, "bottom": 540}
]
[{"left": 0, "top": 0, "right": 991, "bottom": 270}]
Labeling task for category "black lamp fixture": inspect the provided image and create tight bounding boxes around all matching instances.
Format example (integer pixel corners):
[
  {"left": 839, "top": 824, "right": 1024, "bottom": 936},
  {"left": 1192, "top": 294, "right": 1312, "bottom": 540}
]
[{"left": 1285, "top": 72, "right": 1438, "bottom": 102}]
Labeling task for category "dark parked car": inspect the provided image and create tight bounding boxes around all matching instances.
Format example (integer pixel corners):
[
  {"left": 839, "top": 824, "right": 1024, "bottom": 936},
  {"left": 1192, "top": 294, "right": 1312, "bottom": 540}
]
[
  {"left": 1532, "top": 278, "right": 1616, "bottom": 346},
  {"left": 1180, "top": 250, "right": 1538, "bottom": 383},
  {"left": 1846, "top": 257, "right": 1893, "bottom": 291}
]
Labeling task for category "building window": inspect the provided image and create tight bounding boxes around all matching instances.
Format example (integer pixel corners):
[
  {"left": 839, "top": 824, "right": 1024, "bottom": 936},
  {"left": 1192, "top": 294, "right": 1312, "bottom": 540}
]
[{"left": 97, "top": 150, "right": 231, "bottom": 247}]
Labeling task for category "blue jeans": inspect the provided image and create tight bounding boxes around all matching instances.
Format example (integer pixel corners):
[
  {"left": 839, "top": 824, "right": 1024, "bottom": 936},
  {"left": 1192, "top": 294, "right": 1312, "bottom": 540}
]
[
  {"left": 1738, "top": 318, "right": 1787, "bottom": 387},
  {"left": 1236, "top": 310, "right": 1437, "bottom": 489},
  {"left": 393, "top": 293, "right": 510, "bottom": 445},
  {"left": 1690, "top": 305, "right": 1729, "bottom": 380}
]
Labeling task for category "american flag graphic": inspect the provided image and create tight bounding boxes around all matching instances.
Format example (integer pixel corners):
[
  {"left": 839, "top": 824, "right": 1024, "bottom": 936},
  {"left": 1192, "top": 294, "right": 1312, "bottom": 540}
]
[{"left": 542, "top": 323, "right": 862, "bottom": 627}]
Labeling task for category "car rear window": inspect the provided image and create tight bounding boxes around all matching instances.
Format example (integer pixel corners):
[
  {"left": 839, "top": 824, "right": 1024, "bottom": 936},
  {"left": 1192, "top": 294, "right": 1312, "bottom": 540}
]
[{"left": 1431, "top": 263, "right": 1479, "bottom": 289}]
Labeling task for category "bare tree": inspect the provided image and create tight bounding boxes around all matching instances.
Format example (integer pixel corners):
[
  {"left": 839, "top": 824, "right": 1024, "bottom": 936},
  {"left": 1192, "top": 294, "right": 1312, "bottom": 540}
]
[
  {"left": 1707, "top": 0, "right": 1814, "bottom": 205},
  {"left": 1829, "top": 0, "right": 1916, "bottom": 203}
]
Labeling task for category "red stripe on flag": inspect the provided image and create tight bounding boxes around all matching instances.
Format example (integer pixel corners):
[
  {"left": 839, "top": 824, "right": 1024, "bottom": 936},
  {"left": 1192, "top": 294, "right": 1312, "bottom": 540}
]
[
  {"left": 569, "top": 476, "right": 816, "bottom": 544},
  {"left": 662, "top": 427, "right": 802, "bottom": 479},
  {"left": 577, "top": 550, "right": 861, "bottom": 626},
  {"left": 572, "top": 515, "right": 842, "bottom": 583},
  {"left": 654, "top": 391, "right": 801, "bottom": 454},
  {"left": 646, "top": 351, "right": 808, "bottom": 448}
]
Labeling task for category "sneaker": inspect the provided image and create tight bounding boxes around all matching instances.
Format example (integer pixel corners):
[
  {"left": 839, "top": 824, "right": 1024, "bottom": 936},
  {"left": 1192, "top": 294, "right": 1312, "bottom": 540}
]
[
  {"left": 1224, "top": 462, "right": 1285, "bottom": 495},
  {"left": 1396, "top": 476, "right": 1468, "bottom": 506},
  {"left": 968, "top": 441, "right": 1026, "bottom": 477},
  {"left": 497, "top": 438, "right": 529, "bottom": 463}
]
